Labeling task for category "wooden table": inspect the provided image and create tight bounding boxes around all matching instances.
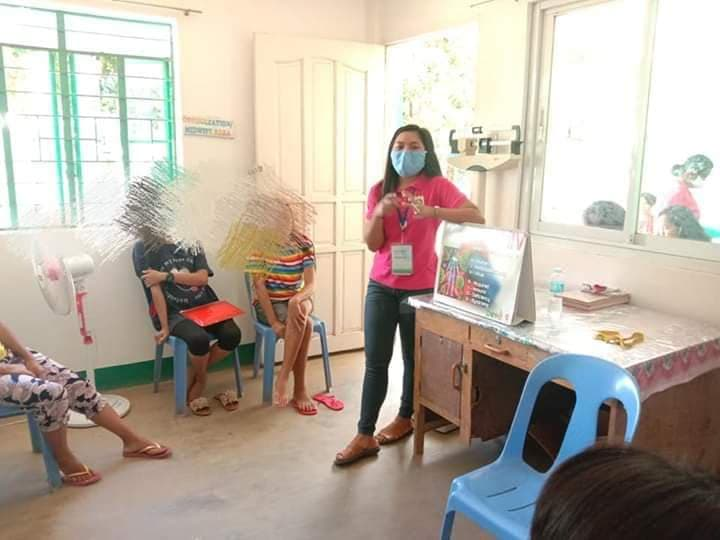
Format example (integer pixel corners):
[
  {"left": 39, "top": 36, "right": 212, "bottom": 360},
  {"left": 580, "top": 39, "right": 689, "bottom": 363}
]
[{"left": 410, "top": 293, "right": 720, "bottom": 473}]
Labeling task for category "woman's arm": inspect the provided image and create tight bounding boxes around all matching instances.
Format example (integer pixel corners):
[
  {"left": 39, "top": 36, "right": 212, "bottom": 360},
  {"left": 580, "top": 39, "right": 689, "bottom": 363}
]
[
  {"left": 364, "top": 214, "right": 385, "bottom": 252},
  {"left": 364, "top": 193, "right": 400, "bottom": 252},
  {"left": 0, "top": 321, "right": 34, "bottom": 363},
  {"left": 418, "top": 200, "right": 485, "bottom": 224},
  {"left": 0, "top": 321, "right": 42, "bottom": 376},
  {"left": 149, "top": 285, "right": 170, "bottom": 343},
  {"left": 143, "top": 269, "right": 209, "bottom": 288},
  {"left": 295, "top": 265, "right": 316, "bottom": 303},
  {"left": 253, "top": 276, "right": 285, "bottom": 337}
]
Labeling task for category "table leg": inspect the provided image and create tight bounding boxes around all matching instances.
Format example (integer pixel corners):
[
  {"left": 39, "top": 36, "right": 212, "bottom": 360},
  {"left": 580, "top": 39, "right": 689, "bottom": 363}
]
[
  {"left": 606, "top": 398, "right": 627, "bottom": 444},
  {"left": 414, "top": 404, "right": 427, "bottom": 455}
]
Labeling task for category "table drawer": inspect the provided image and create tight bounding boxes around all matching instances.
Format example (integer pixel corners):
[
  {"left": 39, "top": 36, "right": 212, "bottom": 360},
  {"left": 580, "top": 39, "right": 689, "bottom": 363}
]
[
  {"left": 470, "top": 326, "right": 547, "bottom": 371},
  {"left": 416, "top": 308, "right": 470, "bottom": 344}
]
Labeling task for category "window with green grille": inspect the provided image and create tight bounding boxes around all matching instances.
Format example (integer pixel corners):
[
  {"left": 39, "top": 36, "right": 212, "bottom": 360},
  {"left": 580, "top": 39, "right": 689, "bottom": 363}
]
[{"left": 0, "top": 3, "right": 176, "bottom": 229}]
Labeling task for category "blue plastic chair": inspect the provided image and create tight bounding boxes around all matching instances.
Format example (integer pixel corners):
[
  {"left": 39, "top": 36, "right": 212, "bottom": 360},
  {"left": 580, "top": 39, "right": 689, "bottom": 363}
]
[
  {"left": 132, "top": 241, "right": 244, "bottom": 415},
  {"left": 152, "top": 336, "right": 243, "bottom": 415},
  {"left": 0, "top": 405, "right": 62, "bottom": 490},
  {"left": 244, "top": 274, "right": 332, "bottom": 403},
  {"left": 440, "top": 353, "right": 642, "bottom": 540}
]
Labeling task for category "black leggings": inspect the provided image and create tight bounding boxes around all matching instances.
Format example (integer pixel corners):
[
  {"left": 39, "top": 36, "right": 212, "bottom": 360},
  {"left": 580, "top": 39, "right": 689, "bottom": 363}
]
[{"left": 171, "top": 318, "right": 241, "bottom": 356}]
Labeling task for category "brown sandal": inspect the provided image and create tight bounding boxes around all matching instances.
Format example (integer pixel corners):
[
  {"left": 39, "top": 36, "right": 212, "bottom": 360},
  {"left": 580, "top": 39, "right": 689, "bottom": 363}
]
[
  {"left": 334, "top": 444, "right": 380, "bottom": 466},
  {"left": 214, "top": 390, "right": 240, "bottom": 412},
  {"left": 189, "top": 397, "right": 212, "bottom": 416},
  {"left": 375, "top": 427, "right": 414, "bottom": 446}
]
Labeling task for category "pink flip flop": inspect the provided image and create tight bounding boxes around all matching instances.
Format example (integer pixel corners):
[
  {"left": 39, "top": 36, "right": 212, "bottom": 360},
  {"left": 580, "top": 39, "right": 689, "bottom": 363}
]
[{"left": 312, "top": 392, "right": 344, "bottom": 411}]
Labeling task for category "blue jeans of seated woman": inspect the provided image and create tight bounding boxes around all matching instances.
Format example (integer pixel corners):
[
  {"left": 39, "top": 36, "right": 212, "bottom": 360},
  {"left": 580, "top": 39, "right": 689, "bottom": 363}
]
[{"left": 357, "top": 280, "right": 434, "bottom": 435}]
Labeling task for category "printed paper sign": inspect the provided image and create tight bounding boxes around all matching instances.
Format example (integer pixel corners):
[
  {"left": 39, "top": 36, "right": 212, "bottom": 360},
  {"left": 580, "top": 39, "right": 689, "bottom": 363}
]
[
  {"left": 434, "top": 224, "right": 535, "bottom": 325},
  {"left": 183, "top": 116, "right": 234, "bottom": 139}
]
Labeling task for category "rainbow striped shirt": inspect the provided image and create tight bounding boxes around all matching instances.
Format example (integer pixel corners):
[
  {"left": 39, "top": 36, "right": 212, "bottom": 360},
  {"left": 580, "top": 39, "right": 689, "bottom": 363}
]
[{"left": 247, "top": 236, "right": 316, "bottom": 302}]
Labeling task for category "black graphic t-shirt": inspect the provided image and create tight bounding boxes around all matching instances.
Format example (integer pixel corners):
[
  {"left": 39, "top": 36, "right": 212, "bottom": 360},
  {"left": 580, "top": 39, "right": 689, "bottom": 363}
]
[{"left": 140, "top": 244, "right": 218, "bottom": 323}]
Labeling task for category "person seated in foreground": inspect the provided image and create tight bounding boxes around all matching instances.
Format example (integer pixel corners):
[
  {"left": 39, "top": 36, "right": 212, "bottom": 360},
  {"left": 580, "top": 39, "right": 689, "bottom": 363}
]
[
  {"left": 135, "top": 240, "right": 242, "bottom": 416},
  {"left": 0, "top": 321, "right": 171, "bottom": 487},
  {"left": 531, "top": 445, "right": 720, "bottom": 539},
  {"left": 246, "top": 223, "right": 318, "bottom": 415}
]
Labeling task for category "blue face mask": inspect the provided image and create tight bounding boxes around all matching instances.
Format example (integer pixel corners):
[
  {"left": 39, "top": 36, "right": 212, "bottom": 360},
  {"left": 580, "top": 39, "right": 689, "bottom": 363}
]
[{"left": 391, "top": 149, "right": 427, "bottom": 177}]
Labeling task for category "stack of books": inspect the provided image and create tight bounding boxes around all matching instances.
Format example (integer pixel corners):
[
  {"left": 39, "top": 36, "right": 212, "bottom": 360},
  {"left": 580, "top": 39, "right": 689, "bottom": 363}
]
[{"left": 560, "top": 290, "right": 630, "bottom": 311}]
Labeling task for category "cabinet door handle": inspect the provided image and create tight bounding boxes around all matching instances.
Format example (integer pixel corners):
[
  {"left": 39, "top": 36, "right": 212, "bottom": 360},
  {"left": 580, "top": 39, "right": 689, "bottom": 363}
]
[
  {"left": 484, "top": 343, "right": 511, "bottom": 356},
  {"left": 450, "top": 361, "right": 462, "bottom": 390}
]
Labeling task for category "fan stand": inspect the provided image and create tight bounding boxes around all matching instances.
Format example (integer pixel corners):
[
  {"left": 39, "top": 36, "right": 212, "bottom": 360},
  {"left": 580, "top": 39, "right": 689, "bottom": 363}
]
[
  {"left": 68, "top": 289, "right": 132, "bottom": 429},
  {"left": 68, "top": 396, "right": 132, "bottom": 428}
]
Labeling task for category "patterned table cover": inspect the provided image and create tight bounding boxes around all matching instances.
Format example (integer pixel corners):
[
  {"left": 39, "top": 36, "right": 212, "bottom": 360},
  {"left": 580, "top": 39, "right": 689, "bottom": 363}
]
[{"left": 409, "top": 291, "right": 720, "bottom": 400}]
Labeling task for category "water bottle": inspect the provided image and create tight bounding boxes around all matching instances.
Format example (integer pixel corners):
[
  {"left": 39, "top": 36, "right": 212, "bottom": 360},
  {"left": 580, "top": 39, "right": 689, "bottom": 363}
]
[{"left": 548, "top": 267, "right": 565, "bottom": 324}]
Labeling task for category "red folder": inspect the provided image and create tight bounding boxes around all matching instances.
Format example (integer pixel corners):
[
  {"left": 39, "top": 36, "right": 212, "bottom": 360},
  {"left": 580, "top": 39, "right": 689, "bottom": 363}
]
[{"left": 180, "top": 301, "right": 245, "bottom": 327}]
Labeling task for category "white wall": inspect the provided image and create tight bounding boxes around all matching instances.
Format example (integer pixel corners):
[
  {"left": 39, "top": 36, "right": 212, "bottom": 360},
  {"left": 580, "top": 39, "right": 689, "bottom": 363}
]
[
  {"left": 376, "top": 0, "right": 720, "bottom": 325},
  {"left": 3, "top": 0, "right": 719, "bottom": 373},
  {"left": 377, "top": 0, "right": 529, "bottom": 228},
  {"left": 0, "top": 0, "right": 373, "bottom": 370}
]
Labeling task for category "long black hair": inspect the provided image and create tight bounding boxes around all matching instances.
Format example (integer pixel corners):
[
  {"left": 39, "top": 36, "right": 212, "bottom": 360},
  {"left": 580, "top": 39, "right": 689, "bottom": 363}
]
[
  {"left": 659, "top": 205, "right": 710, "bottom": 241},
  {"left": 380, "top": 124, "right": 443, "bottom": 200}
]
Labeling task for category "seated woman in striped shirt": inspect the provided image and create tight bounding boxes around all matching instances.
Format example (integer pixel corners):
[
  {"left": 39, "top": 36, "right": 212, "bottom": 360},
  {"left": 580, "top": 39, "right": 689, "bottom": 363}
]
[{"left": 247, "top": 232, "right": 317, "bottom": 414}]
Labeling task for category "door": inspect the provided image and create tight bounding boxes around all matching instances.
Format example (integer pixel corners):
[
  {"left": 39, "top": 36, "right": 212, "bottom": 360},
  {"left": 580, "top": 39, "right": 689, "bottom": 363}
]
[
  {"left": 418, "top": 330, "right": 463, "bottom": 422},
  {"left": 254, "top": 34, "right": 385, "bottom": 353}
]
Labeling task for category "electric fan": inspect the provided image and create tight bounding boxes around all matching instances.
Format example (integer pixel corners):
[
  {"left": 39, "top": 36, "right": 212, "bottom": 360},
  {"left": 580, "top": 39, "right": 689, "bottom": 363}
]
[{"left": 31, "top": 241, "right": 131, "bottom": 428}]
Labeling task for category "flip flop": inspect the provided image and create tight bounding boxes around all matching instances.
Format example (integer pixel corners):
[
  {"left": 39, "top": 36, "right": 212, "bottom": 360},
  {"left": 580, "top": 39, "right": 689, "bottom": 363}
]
[
  {"left": 375, "top": 427, "right": 414, "bottom": 446},
  {"left": 62, "top": 465, "right": 101, "bottom": 487},
  {"left": 290, "top": 399, "right": 318, "bottom": 416},
  {"left": 312, "top": 392, "right": 344, "bottom": 411},
  {"left": 214, "top": 390, "right": 240, "bottom": 412},
  {"left": 334, "top": 445, "right": 380, "bottom": 466},
  {"left": 123, "top": 442, "right": 172, "bottom": 459},
  {"left": 189, "top": 397, "right": 212, "bottom": 416}
]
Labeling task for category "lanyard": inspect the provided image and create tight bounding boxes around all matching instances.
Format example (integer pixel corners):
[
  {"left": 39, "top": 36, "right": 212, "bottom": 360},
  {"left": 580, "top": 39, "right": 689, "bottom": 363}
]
[{"left": 397, "top": 206, "right": 411, "bottom": 232}]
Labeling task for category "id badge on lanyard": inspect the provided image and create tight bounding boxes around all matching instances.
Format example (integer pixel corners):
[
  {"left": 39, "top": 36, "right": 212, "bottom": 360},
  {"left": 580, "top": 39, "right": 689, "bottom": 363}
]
[{"left": 392, "top": 206, "right": 414, "bottom": 276}]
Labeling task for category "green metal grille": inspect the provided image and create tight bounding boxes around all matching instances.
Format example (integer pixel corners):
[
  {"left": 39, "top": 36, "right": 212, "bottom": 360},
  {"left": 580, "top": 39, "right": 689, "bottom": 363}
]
[{"left": 0, "top": 3, "right": 176, "bottom": 229}]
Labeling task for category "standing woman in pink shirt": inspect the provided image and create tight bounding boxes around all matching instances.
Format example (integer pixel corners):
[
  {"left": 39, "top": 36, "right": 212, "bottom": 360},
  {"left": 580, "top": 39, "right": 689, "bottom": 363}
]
[{"left": 335, "top": 125, "right": 485, "bottom": 466}]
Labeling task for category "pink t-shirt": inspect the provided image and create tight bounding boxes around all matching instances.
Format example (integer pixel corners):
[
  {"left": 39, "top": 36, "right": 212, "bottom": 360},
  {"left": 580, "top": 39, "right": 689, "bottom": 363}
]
[
  {"left": 667, "top": 183, "right": 700, "bottom": 219},
  {"left": 366, "top": 175, "right": 468, "bottom": 290}
]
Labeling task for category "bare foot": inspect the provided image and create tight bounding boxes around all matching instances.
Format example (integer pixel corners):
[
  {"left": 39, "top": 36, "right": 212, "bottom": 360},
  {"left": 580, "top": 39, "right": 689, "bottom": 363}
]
[
  {"left": 274, "top": 374, "right": 290, "bottom": 407},
  {"left": 376, "top": 416, "right": 413, "bottom": 445},
  {"left": 335, "top": 434, "right": 380, "bottom": 465},
  {"left": 291, "top": 390, "right": 317, "bottom": 414}
]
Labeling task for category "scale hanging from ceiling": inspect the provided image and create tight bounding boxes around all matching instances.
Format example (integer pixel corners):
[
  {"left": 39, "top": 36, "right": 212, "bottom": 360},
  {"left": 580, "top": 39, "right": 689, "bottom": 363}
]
[{"left": 448, "top": 125, "right": 523, "bottom": 172}]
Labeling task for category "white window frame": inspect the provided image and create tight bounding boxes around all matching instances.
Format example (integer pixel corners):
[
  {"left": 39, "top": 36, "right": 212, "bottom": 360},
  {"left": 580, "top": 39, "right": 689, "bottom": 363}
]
[{"left": 520, "top": 0, "right": 720, "bottom": 263}]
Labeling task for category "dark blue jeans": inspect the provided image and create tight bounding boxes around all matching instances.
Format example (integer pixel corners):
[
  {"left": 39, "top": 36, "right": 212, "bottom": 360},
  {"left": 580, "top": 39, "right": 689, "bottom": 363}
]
[{"left": 358, "top": 280, "right": 434, "bottom": 435}]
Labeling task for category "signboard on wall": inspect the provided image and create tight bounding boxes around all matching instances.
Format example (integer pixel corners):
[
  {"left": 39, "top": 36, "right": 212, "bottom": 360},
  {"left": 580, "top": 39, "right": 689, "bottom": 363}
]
[
  {"left": 183, "top": 116, "right": 235, "bottom": 138},
  {"left": 434, "top": 224, "right": 535, "bottom": 325}
]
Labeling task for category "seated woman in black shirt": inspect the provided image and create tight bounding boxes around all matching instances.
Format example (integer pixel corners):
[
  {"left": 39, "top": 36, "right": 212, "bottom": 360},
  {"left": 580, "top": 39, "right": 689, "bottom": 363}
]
[{"left": 135, "top": 242, "right": 241, "bottom": 416}]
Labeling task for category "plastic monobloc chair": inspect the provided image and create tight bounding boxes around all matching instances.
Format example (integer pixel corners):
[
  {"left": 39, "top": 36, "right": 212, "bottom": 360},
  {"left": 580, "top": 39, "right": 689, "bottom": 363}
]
[
  {"left": 440, "top": 353, "right": 641, "bottom": 540},
  {"left": 244, "top": 273, "right": 332, "bottom": 403},
  {"left": 0, "top": 405, "right": 62, "bottom": 490}
]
